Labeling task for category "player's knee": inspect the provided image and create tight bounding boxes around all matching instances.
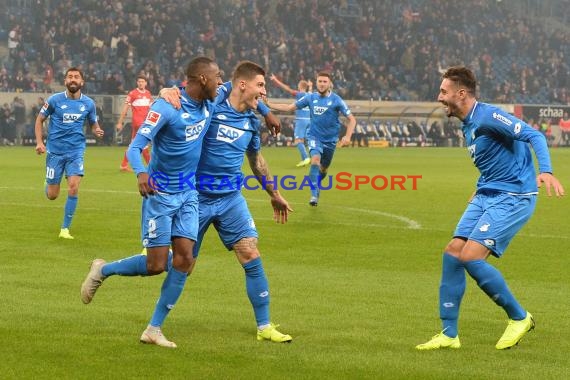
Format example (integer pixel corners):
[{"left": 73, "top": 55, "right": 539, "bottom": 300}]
[
  {"left": 146, "top": 263, "right": 166, "bottom": 275},
  {"left": 68, "top": 185, "right": 79, "bottom": 196},
  {"left": 46, "top": 193, "right": 58, "bottom": 200},
  {"left": 234, "top": 238, "right": 260, "bottom": 262},
  {"left": 444, "top": 238, "right": 465, "bottom": 256}
]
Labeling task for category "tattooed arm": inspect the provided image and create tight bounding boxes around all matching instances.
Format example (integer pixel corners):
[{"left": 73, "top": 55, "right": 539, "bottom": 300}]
[{"left": 246, "top": 150, "right": 292, "bottom": 223}]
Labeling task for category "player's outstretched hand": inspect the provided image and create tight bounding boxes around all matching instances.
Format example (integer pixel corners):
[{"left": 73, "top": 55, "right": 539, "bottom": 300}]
[
  {"left": 537, "top": 172, "right": 565, "bottom": 197},
  {"left": 264, "top": 110, "right": 281, "bottom": 136},
  {"left": 339, "top": 135, "right": 351, "bottom": 147},
  {"left": 94, "top": 126, "right": 104, "bottom": 138},
  {"left": 137, "top": 172, "right": 157, "bottom": 198},
  {"left": 35, "top": 143, "right": 46, "bottom": 155},
  {"left": 270, "top": 192, "right": 293, "bottom": 224}
]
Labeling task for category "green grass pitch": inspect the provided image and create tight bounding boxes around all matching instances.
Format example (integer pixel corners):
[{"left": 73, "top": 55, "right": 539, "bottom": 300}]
[{"left": 0, "top": 146, "right": 568, "bottom": 379}]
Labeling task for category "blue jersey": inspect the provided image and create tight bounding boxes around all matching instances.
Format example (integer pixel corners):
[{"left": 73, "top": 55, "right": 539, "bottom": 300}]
[
  {"left": 294, "top": 91, "right": 310, "bottom": 121},
  {"left": 462, "top": 102, "right": 552, "bottom": 194},
  {"left": 296, "top": 92, "right": 351, "bottom": 142},
  {"left": 197, "top": 99, "right": 261, "bottom": 195},
  {"left": 127, "top": 84, "right": 231, "bottom": 193},
  {"left": 40, "top": 92, "right": 98, "bottom": 154}
]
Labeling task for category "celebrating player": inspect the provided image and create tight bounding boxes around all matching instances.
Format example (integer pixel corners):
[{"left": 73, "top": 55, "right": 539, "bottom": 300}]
[
  {"left": 268, "top": 72, "right": 356, "bottom": 206},
  {"left": 34, "top": 67, "right": 104, "bottom": 239},
  {"left": 416, "top": 66, "right": 565, "bottom": 351}
]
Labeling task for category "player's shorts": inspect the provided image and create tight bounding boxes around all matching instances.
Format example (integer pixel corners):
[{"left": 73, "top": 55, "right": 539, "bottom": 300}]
[
  {"left": 453, "top": 191, "right": 537, "bottom": 257},
  {"left": 45, "top": 151, "right": 84, "bottom": 185},
  {"left": 141, "top": 190, "right": 199, "bottom": 248},
  {"left": 307, "top": 134, "right": 337, "bottom": 168},
  {"left": 294, "top": 118, "right": 311, "bottom": 140},
  {"left": 193, "top": 191, "right": 258, "bottom": 257}
]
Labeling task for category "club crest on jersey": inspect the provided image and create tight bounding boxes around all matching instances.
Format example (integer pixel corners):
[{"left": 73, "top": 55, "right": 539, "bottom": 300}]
[
  {"left": 217, "top": 125, "right": 245, "bottom": 143},
  {"left": 185, "top": 119, "right": 207, "bottom": 141},
  {"left": 479, "top": 223, "right": 490, "bottom": 232},
  {"left": 80, "top": 105, "right": 86, "bottom": 112},
  {"left": 145, "top": 111, "right": 161, "bottom": 126}
]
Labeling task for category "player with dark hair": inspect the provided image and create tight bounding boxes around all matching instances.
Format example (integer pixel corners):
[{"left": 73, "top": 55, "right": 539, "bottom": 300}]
[
  {"left": 80, "top": 57, "right": 226, "bottom": 348},
  {"left": 416, "top": 65, "right": 564, "bottom": 351},
  {"left": 268, "top": 71, "right": 356, "bottom": 206},
  {"left": 34, "top": 67, "right": 104, "bottom": 239},
  {"left": 116, "top": 74, "right": 153, "bottom": 171}
]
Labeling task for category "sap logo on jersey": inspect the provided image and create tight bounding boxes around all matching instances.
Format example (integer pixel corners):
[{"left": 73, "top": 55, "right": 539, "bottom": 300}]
[
  {"left": 314, "top": 106, "right": 328, "bottom": 115},
  {"left": 216, "top": 125, "right": 245, "bottom": 143},
  {"left": 63, "top": 113, "right": 82, "bottom": 123},
  {"left": 185, "top": 119, "right": 207, "bottom": 141}
]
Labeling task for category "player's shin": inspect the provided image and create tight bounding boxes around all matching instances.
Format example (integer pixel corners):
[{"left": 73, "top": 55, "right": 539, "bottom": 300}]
[
  {"left": 464, "top": 260, "right": 526, "bottom": 320},
  {"left": 62, "top": 195, "right": 78, "bottom": 228},
  {"left": 149, "top": 267, "right": 188, "bottom": 327},
  {"left": 243, "top": 257, "right": 270, "bottom": 328},
  {"left": 102, "top": 254, "right": 149, "bottom": 277},
  {"left": 309, "top": 164, "right": 320, "bottom": 198},
  {"left": 439, "top": 253, "right": 466, "bottom": 338}
]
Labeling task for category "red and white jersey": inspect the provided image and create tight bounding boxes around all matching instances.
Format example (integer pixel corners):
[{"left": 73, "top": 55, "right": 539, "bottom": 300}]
[{"left": 125, "top": 88, "right": 152, "bottom": 127}]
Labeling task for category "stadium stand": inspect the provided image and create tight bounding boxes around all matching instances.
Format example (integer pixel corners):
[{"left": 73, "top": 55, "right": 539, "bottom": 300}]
[{"left": 1, "top": 0, "right": 569, "bottom": 105}]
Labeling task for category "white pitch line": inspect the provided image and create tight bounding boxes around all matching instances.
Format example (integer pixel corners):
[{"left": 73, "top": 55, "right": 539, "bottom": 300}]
[{"left": 2, "top": 186, "right": 568, "bottom": 239}]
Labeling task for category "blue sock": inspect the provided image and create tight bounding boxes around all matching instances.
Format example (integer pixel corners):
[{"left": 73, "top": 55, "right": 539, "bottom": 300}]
[
  {"left": 243, "top": 257, "right": 270, "bottom": 327},
  {"left": 296, "top": 142, "right": 308, "bottom": 160},
  {"left": 150, "top": 267, "right": 188, "bottom": 327},
  {"left": 464, "top": 260, "right": 526, "bottom": 320},
  {"left": 101, "top": 254, "right": 149, "bottom": 277},
  {"left": 439, "top": 253, "right": 465, "bottom": 338},
  {"left": 62, "top": 195, "right": 78, "bottom": 228},
  {"left": 309, "top": 164, "right": 320, "bottom": 197}
]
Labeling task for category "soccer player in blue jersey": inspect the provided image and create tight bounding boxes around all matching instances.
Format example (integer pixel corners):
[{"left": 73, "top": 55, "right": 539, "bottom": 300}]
[
  {"left": 34, "top": 67, "right": 104, "bottom": 240},
  {"left": 416, "top": 66, "right": 565, "bottom": 351},
  {"left": 159, "top": 61, "right": 293, "bottom": 343},
  {"left": 270, "top": 74, "right": 312, "bottom": 167},
  {"left": 197, "top": 61, "right": 293, "bottom": 342},
  {"left": 80, "top": 57, "right": 225, "bottom": 348},
  {"left": 268, "top": 72, "right": 356, "bottom": 206}
]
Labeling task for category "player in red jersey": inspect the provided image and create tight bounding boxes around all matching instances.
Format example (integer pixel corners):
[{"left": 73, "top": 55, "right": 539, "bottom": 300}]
[{"left": 116, "top": 75, "right": 153, "bottom": 171}]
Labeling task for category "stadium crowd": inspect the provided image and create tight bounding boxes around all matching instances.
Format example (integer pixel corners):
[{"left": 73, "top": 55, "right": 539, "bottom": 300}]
[{"left": 1, "top": 0, "right": 570, "bottom": 105}]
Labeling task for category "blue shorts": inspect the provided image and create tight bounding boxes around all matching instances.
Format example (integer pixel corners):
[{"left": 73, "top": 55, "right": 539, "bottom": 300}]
[
  {"left": 193, "top": 191, "right": 258, "bottom": 257},
  {"left": 307, "top": 135, "right": 336, "bottom": 169},
  {"left": 141, "top": 190, "right": 199, "bottom": 248},
  {"left": 454, "top": 192, "right": 537, "bottom": 257},
  {"left": 294, "top": 119, "right": 310, "bottom": 140},
  {"left": 45, "top": 151, "right": 84, "bottom": 185}
]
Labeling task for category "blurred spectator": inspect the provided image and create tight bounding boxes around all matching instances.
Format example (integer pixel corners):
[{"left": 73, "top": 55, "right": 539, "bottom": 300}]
[
  {"left": 559, "top": 112, "right": 570, "bottom": 146},
  {"left": 0, "top": 0, "right": 569, "bottom": 105},
  {"left": 11, "top": 96, "right": 26, "bottom": 145},
  {"left": 0, "top": 103, "right": 15, "bottom": 145}
]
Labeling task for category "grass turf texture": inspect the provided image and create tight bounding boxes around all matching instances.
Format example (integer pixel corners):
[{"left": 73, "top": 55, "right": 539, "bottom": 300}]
[{"left": 0, "top": 146, "right": 568, "bottom": 379}]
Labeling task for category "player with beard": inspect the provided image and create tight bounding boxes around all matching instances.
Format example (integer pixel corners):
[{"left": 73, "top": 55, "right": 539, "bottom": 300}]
[
  {"left": 34, "top": 67, "right": 104, "bottom": 239},
  {"left": 416, "top": 66, "right": 564, "bottom": 351},
  {"left": 268, "top": 72, "right": 356, "bottom": 206}
]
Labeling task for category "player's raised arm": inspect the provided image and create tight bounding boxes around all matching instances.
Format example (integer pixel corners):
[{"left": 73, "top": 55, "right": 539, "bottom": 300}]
[{"left": 266, "top": 100, "right": 297, "bottom": 113}]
